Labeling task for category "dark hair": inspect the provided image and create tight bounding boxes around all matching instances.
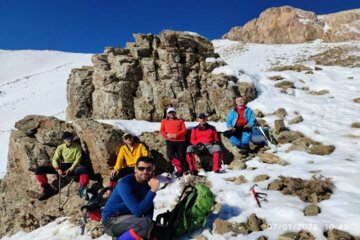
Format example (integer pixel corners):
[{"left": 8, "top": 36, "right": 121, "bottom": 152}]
[
  {"left": 136, "top": 157, "right": 154, "bottom": 166},
  {"left": 62, "top": 131, "right": 74, "bottom": 140},
  {"left": 122, "top": 132, "right": 133, "bottom": 140}
]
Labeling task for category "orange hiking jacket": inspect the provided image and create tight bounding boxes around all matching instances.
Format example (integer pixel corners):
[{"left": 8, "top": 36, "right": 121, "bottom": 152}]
[{"left": 160, "top": 118, "right": 187, "bottom": 141}]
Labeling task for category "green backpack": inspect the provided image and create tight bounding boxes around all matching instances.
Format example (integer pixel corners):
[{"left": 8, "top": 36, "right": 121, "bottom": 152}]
[{"left": 156, "top": 184, "right": 216, "bottom": 237}]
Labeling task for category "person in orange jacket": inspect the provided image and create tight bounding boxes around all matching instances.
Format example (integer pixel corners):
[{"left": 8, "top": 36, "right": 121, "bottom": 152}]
[{"left": 160, "top": 107, "right": 187, "bottom": 177}]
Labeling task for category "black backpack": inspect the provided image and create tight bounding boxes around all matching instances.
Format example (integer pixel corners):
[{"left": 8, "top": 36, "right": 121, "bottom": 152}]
[{"left": 80, "top": 187, "right": 112, "bottom": 235}]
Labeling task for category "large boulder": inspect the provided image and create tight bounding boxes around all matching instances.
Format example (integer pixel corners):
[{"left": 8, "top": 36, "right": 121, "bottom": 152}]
[
  {"left": 0, "top": 115, "right": 125, "bottom": 237},
  {"left": 71, "top": 119, "right": 124, "bottom": 175},
  {"left": 223, "top": 6, "right": 360, "bottom": 44},
  {"left": 67, "top": 30, "right": 256, "bottom": 121},
  {"left": 66, "top": 67, "right": 94, "bottom": 119}
]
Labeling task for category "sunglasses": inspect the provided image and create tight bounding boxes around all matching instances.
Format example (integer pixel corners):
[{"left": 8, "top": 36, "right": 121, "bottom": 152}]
[
  {"left": 137, "top": 166, "right": 153, "bottom": 172},
  {"left": 64, "top": 138, "right": 73, "bottom": 141},
  {"left": 168, "top": 111, "right": 176, "bottom": 114}
]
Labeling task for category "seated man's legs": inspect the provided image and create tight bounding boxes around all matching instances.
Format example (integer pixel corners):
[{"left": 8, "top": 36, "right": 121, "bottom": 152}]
[
  {"left": 103, "top": 215, "right": 153, "bottom": 239},
  {"left": 167, "top": 141, "right": 186, "bottom": 176},
  {"left": 205, "top": 144, "right": 222, "bottom": 172},
  {"left": 35, "top": 166, "right": 57, "bottom": 200},
  {"left": 185, "top": 145, "right": 198, "bottom": 174},
  {"left": 229, "top": 127, "right": 251, "bottom": 154},
  {"left": 72, "top": 164, "right": 89, "bottom": 187}
]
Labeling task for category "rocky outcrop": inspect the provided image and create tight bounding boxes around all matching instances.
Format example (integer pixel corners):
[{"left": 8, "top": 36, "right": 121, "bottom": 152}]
[
  {"left": 267, "top": 176, "right": 333, "bottom": 203},
  {"left": 223, "top": 6, "right": 360, "bottom": 44},
  {"left": 212, "top": 214, "right": 267, "bottom": 235},
  {"left": 0, "top": 115, "right": 125, "bottom": 237},
  {"left": 67, "top": 30, "right": 256, "bottom": 121}
]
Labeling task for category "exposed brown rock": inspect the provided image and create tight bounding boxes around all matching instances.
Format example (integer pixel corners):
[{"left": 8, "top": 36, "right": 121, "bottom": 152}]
[
  {"left": 71, "top": 119, "right": 124, "bottom": 175},
  {"left": 274, "top": 131, "right": 304, "bottom": 144},
  {"left": 325, "top": 229, "right": 355, "bottom": 240},
  {"left": 304, "top": 204, "right": 321, "bottom": 216},
  {"left": 275, "top": 108, "right": 287, "bottom": 118},
  {"left": 223, "top": 6, "right": 360, "bottom": 44},
  {"left": 274, "top": 119, "right": 286, "bottom": 132},
  {"left": 66, "top": 67, "right": 94, "bottom": 119},
  {"left": 309, "top": 46, "right": 360, "bottom": 68},
  {"left": 212, "top": 218, "right": 237, "bottom": 235},
  {"left": 279, "top": 231, "right": 315, "bottom": 240},
  {"left": 309, "top": 89, "right": 330, "bottom": 95},
  {"left": 254, "top": 109, "right": 265, "bottom": 118},
  {"left": 288, "top": 115, "right": 304, "bottom": 125},
  {"left": 267, "top": 176, "right": 333, "bottom": 203},
  {"left": 254, "top": 174, "right": 270, "bottom": 182},
  {"left": 354, "top": 98, "right": 360, "bottom": 103},
  {"left": 258, "top": 152, "right": 288, "bottom": 166},
  {"left": 247, "top": 213, "right": 262, "bottom": 232},
  {"left": 67, "top": 30, "right": 256, "bottom": 121},
  {"left": 226, "top": 175, "right": 248, "bottom": 185},
  {"left": 351, "top": 122, "right": 360, "bottom": 128},
  {"left": 269, "top": 75, "right": 285, "bottom": 81},
  {"left": 212, "top": 214, "right": 266, "bottom": 236},
  {"left": 308, "top": 144, "right": 335, "bottom": 155},
  {"left": 271, "top": 64, "right": 312, "bottom": 72},
  {"left": 268, "top": 179, "right": 284, "bottom": 191},
  {"left": 275, "top": 81, "right": 295, "bottom": 91}
]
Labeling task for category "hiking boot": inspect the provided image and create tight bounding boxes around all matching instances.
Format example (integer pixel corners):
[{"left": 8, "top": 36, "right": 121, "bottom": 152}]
[
  {"left": 175, "top": 171, "right": 183, "bottom": 178},
  {"left": 38, "top": 184, "right": 55, "bottom": 201},
  {"left": 79, "top": 185, "right": 87, "bottom": 198},
  {"left": 190, "top": 170, "right": 198, "bottom": 176}
]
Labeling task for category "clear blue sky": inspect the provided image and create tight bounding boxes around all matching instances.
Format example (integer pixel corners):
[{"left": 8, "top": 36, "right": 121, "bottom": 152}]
[{"left": 1, "top": 0, "right": 359, "bottom": 53}]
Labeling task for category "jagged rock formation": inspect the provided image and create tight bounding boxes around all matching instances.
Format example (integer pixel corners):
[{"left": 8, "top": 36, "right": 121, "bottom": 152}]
[
  {"left": 223, "top": 6, "right": 360, "bottom": 44},
  {"left": 66, "top": 30, "right": 256, "bottom": 121},
  {"left": 0, "top": 116, "right": 123, "bottom": 237}
]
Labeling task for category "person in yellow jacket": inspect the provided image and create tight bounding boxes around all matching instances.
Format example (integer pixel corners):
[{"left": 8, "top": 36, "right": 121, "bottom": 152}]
[{"left": 109, "top": 133, "right": 149, "bottom": 188}]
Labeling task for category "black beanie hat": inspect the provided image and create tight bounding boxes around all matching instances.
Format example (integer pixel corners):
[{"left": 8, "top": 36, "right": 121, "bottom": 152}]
[{"left": 62, "top": 131, "right": 74, "bottom": 140}]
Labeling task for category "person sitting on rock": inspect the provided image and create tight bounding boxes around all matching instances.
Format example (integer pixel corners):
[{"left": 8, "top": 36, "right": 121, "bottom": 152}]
[
  {"left": 160, "top": 107, "right": 187, "bottom": 177},
  {"left": 225, "top": 96, "right": 256, "bottom": 155},
  {"left": 108, "top": 132, "right": 148, "bottom": 190},
  {"left": 102, "top": 157, "right": 170, "bottom": 240},
  {"left": 186, "top": 113, "right": 222, "bottom": 174},
  {"left": 35, "top": 131, "right": 89, "bottom": 201}
]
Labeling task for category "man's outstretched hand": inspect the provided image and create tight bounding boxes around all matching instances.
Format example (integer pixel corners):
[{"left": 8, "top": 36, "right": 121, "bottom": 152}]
[{"left": 148, "top": 178, "right": 160, "bottom": 193}]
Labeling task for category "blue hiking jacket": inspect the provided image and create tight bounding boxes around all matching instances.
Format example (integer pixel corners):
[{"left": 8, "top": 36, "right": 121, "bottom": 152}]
[
  {"left": 226, "top": 107, "right": 256, "bottom": 128},
  {"left": 101, "top": 174, "right": 156, "bottom": 223}
]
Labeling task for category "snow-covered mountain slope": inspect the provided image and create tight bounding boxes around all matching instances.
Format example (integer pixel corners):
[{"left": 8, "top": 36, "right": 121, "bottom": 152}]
[
  {"left": 1, "top": 40, "right": 360, "bottom": 239},
  {"left": 0, "top": 50, "right": 92, "bottom": 177}
]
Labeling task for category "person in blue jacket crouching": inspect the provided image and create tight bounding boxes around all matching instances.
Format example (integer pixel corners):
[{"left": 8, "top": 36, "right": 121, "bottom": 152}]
[
  {"left": 225, "top": 96, "right": 256, "bottom": 155},
  {"left": 101, "top": 157, "right": 169, "bottom": 240}
]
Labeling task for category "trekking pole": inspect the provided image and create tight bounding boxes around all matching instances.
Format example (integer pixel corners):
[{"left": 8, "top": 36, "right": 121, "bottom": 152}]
[
  {"left": 250, "top": 184, "right": 268, "bottom": 208},
  {"left": 58, "top": 175, "right": 62, "bottom": 211},
  {"left": 257, "top": 126, "right": 278, "bottom": 153}
]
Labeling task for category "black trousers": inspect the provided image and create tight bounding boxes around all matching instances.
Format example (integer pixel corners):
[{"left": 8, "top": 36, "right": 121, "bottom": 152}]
[
  {"left": 166, "top": 140, "right": 186, "bottom": 161},
  {"left": 110, "top": 167, "right": 134, "bottom": 182},
  {"left": 35, "top": 163, "right": 88, "bottom": 175}
]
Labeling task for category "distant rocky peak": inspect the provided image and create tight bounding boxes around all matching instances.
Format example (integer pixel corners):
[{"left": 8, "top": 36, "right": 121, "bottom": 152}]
[{"left": 223, "top": 6, "right": 360, "bottom": 44}]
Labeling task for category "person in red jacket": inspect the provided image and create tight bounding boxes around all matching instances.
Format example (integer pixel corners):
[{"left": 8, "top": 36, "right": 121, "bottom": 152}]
[
  {"left": 186, "top": 113, "right": 222, "bottom": 174},
  {"left": 160, "top": 107, "right": 187, "bottom": 177}
]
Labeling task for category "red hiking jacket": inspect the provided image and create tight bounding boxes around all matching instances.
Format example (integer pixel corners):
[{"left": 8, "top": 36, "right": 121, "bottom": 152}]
[
  {"left": 160, "top": 118, "right": 187, "bottom": 141},
  {"left": 190, "top": 123, "right": 219, "bottom": 145}
]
